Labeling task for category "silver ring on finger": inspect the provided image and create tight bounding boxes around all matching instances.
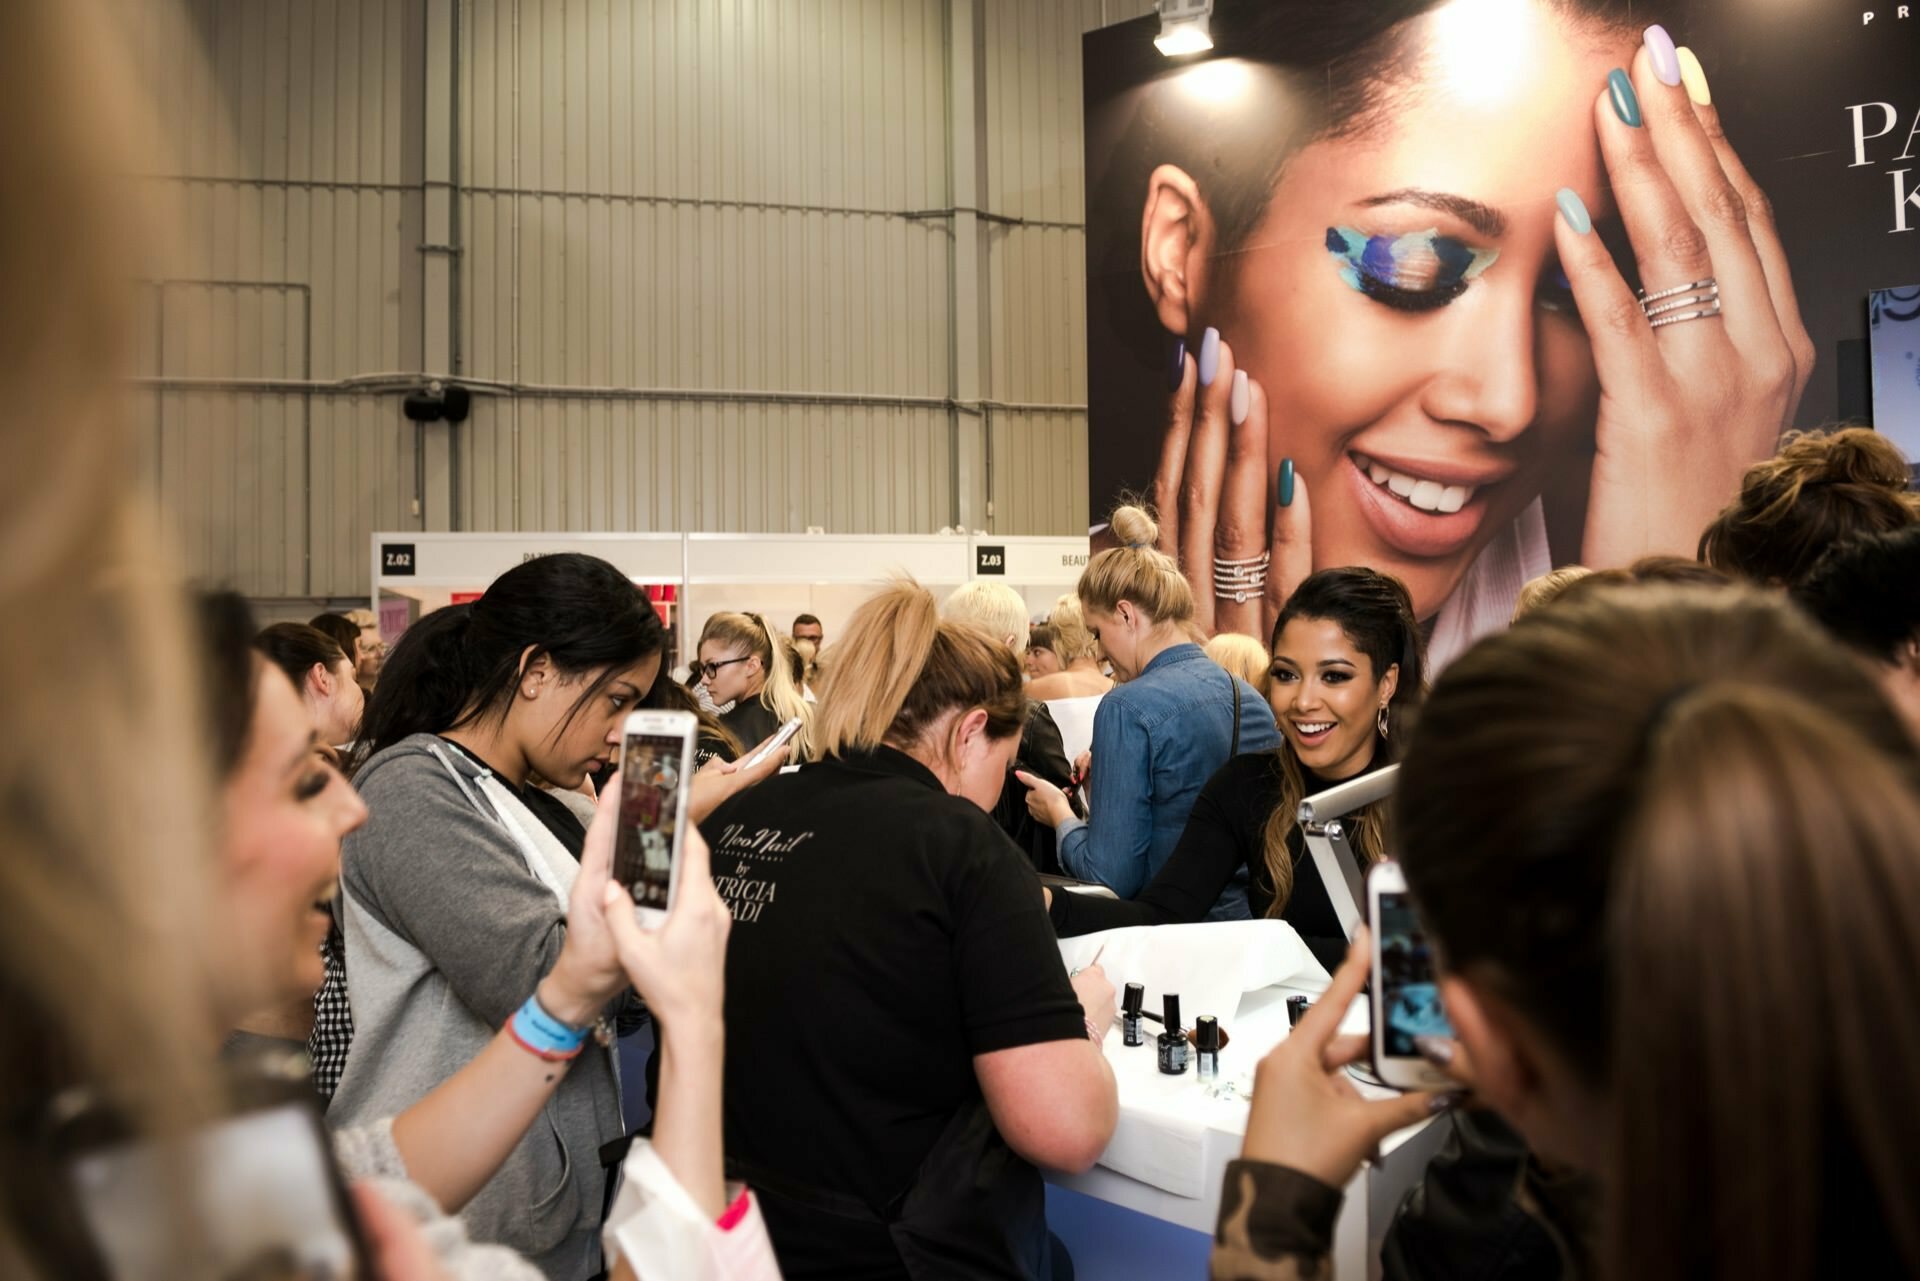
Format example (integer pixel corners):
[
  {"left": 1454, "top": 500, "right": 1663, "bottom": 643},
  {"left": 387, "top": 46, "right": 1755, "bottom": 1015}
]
[
  {"left": 1213, "top": 552, "right": 1270, "bottom": 604},
  {"left": 1637, "top": 277, "right": 1721, "bottom": 329}
]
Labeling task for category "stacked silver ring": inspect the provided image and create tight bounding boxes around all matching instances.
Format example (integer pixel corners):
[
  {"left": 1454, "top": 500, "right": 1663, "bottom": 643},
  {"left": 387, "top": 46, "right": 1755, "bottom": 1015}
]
[
  {"left": 1213, "top": 552, "right": 1269, "bottom": 604},
  {"left": 1638, "top": 277, "right": 1721, "bottom": 329}
]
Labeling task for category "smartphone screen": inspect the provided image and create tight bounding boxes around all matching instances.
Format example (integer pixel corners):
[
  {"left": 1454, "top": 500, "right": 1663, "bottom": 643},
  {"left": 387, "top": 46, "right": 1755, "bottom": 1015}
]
[
  {"left": 613, "top": 729, "right": 689, "bottom": 912},
  {"left": 69, "top": 1103, "right": 366, "bottom": 1281},
  {"left": 1376, "top": 889, "right": 1454, "bottom": 1058}
]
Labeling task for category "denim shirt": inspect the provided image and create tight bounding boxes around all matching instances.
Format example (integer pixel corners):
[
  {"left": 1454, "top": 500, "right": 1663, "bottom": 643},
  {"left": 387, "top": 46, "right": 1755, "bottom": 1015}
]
[{"left": 1057, "top": 643, "right": 1281, "bottom": 916}]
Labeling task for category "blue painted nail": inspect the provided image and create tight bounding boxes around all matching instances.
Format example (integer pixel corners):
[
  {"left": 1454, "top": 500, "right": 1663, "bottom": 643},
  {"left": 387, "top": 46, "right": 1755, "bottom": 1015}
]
[
  {"left": 1555, "top": 187, "right": 1592, "bottom": 235},
  {"left": 1199, "top": 327, "right": 1220, "bottom": 386},
  {"left": 1278, "top": 458, "right": 1295, "bottom": 508},
  {"left": 1608, "top": 68, "right": 1642, "bottom": 127},
  {"left": 1168, "top": 337, "right": 1186, "bottom": 391}
]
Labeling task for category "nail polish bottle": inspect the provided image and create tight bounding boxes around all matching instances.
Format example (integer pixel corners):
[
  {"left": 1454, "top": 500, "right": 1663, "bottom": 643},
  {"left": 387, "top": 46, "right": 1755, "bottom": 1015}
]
[
  {"left": 1157, "top": 995, "right": 1188, "bottom": 1075},
  {"left": 1194, "top": 1016, "right": 1220, "bottom": 1084},
  {"left": 1286, "top": 995, "right": 1311, "bottom": 1028},
  {"left": 1122, "top": 983, "right": 1146, "bottom": 1047}
]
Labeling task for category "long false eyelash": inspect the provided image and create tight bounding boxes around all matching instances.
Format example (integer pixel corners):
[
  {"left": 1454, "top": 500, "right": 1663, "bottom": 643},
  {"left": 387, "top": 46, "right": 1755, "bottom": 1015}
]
[{"left": 1354, "top": 274, "right": 1471, "bottom": 313}]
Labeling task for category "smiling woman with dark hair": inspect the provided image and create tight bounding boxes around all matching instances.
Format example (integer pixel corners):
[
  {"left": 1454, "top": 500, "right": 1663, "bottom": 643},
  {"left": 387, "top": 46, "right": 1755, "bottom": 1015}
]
[
  {"left": 1045, "top": 567, "right": 1423, "bottom": 971},
  {"left": 1087, "top": 0, "right": 1814, "bottom": 665}
]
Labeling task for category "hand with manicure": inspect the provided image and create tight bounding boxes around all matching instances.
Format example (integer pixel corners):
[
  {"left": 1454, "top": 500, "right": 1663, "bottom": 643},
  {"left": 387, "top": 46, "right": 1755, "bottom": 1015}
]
[
  {"left": 1557, "top": 29, "right": 1814, "bottom": 568},
  {"left": 1148, "top": 326, "right": 1309, "bottom": 641}
]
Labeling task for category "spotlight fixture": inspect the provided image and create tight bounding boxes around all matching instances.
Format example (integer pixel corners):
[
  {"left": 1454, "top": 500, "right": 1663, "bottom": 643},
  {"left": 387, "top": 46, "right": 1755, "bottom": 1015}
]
[{"left": 1154, "top": 0, "right": 1213, "bottom": 57}]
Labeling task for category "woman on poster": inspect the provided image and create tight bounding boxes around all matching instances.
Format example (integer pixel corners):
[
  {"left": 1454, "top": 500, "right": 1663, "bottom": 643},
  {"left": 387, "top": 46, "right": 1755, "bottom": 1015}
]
[{"left": 1085, "top": 0, "right": 1814, "bottom": 665}]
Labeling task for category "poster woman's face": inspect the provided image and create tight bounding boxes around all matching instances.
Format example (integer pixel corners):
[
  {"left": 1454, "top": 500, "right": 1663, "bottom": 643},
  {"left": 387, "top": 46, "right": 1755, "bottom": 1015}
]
[{"left": 1194, "top": 11, "right": 1627, "bottom": 618}]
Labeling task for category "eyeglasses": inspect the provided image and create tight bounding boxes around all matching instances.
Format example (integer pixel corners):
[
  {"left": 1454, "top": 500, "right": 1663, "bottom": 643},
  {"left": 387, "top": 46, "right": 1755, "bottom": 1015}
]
[{"left": 698, "top": 656, "right": 753, "bottom": 681}]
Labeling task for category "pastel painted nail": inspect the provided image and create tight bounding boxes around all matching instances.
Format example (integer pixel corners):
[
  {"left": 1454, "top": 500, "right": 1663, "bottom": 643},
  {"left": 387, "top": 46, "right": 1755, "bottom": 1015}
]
[
  {"left": 1414, "top": 1035, "right": 1456, "bottom": 1067},
  {"left": 1278, "top": 458, "right": 1296, "bottom": 508},
  {"left": 1643, "top": 25, "right": 1681, "bottom": 87},
  {"left": 1608, "top": 68, "right": 1642, "bottom": 127},
  {"left": 1199, "top": 326, "right": 1221, "bottom": 386},
  {"left": 1676, "top": 47, "right": 1710, "bottom": 106},
  {"left": 1230, "top": 370, "right": 1249, "bottom": 425},
  {"left": 1168, "top": 337, "right": 1187, "bottom": 392},
  {"left": 1555, "top": 187, "right": 1592, "bottom": 235}
]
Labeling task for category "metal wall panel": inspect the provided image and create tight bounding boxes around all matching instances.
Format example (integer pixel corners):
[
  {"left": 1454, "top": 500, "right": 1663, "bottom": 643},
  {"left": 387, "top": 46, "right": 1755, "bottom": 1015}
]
[
  {"left": 980, "top": 0, "right": 1155, "bottom": 536},
  {"left": 129, "top": 0, "right": 415, "bottom": 596},
  {"left": 127, "top": 0, "right": 1152, "bottom": 602}
]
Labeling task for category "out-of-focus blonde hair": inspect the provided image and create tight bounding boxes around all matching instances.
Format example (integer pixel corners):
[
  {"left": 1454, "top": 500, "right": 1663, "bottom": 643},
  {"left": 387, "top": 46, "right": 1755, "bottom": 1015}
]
[
  {"left": 1203, "top": 631, "right": 1272, "bottom": 701},
  {"left": 1046, "top": 594, "right": 1099, "bottom": 662},
  {"left": 0, "top": 1, "right": 224, "bottom": 1272},
  {"left": 1512, "top": 566, "right": 1593, "bottom": 621},
  {"left": 943, "top": 581, "right": 1031, "bottom": 653}
]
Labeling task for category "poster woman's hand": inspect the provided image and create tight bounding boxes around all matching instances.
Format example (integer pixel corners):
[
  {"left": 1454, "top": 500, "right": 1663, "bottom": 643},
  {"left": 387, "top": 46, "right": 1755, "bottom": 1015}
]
[
  {"left": 1148, "top": 329, "right": 1312, "bottom": 639},
  {"left": 1558, "top": 35, "right": 1815, "bottom": 569}
]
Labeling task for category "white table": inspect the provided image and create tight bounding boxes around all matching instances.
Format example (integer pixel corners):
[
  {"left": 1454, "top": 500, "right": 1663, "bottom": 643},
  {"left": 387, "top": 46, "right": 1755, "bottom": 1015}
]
[{"left": 1048, "top": 983, "right": 1448, "bottom": 1281}]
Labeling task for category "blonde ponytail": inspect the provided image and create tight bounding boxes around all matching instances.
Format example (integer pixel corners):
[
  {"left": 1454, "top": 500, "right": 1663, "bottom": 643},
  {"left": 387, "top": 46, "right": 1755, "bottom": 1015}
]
[{"left": 808, "top": 579, "right": 1025, "bottom": 761}]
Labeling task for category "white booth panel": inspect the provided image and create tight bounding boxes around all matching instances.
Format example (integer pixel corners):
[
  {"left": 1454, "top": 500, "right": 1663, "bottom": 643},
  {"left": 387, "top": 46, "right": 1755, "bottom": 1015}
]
[
  {"left": 686, "top": 533, "right": 974, "bottom": 585},
  {"left": 969, "top": 536, "right": 1091, "bottom": 620},
  {"left": 370, "top": 532, "right": 684, "bottom": 590}
]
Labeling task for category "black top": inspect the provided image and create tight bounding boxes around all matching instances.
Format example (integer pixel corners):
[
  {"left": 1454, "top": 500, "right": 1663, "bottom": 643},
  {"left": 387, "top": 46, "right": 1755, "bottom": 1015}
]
[
  {"left": 988, "top": 700, "right": 1075, "bottom": 874},
  {"left": 702, "top": 747, "right": 1085, "bottom": 1280},
  {"left": 1047, "top": 747, "right": 1386, "bottom": 973},
  {"left": 719, "top": 698, "right": 783, "bottom": 753},
  {"left": 438, "top": 736, "right": 586, "bottom": 859}
]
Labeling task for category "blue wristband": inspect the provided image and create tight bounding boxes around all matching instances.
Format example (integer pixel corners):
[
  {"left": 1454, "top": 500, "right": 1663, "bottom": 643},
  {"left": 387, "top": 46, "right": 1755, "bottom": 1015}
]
[{"left": 509, "top": 993, "right": 590, "bottom": 1059}]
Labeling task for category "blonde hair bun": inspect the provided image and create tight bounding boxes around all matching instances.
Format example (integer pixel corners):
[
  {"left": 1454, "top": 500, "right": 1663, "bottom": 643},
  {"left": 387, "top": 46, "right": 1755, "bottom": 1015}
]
[{"left": 1109, "top": 505, "right": 1160, "bottom": 550}]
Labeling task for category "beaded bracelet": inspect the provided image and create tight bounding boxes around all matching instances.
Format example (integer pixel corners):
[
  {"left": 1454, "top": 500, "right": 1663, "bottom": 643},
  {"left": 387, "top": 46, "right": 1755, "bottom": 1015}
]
[{"left": 506, "top": 992, "right": 590, "bottom": 1062}]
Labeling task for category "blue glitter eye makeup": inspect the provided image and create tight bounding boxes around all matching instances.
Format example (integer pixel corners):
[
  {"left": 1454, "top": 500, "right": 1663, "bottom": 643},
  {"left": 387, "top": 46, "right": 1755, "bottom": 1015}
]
[{"left": 1325, "top": 226, "right": 1499, "bottom": 312}]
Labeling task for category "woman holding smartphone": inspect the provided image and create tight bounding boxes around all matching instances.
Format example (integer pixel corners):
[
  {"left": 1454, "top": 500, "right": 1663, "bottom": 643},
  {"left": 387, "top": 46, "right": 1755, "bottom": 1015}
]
[
  {"left": 695, "top": 612, "right": 811, "bottom": 750},
  {"left": 1217, "top": 587, "right": 1920, "bottom": 1280},
  {"left": 332, "top": 554, "right": 777, "bottom": 1279}
]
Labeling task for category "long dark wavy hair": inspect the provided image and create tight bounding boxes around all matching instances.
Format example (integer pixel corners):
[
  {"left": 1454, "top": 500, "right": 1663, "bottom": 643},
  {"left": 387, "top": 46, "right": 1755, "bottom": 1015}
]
[
  {"left": 1256, "top": 568, "right": 1424, "bottom": 915},
  {"left": 350, "top": 552, "right": 665, "bottom": 773}
]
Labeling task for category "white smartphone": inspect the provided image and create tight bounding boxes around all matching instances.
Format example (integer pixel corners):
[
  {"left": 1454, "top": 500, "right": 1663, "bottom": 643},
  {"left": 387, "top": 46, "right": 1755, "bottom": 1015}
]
[
  {"left": 613, "top": 709, "right": 698, "bottom": 930},
  {"left": 1367, "top": 860, "right": 1457, "bottom": 1091},
  {"left": 739, "top": 716, "right": 804, "bottom": 770}
]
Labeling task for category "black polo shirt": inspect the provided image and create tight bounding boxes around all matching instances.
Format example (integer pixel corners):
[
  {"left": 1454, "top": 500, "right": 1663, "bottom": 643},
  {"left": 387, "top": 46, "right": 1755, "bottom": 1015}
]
[{"left": 702, "top": 746, "right": 1084, "bottom": 1279}]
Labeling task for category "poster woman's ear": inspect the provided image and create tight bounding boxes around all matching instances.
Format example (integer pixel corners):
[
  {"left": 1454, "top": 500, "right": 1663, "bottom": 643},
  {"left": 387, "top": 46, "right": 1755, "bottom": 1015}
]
[{"left": 1140, "top": 163, "right": 1216, "bottom": 336}]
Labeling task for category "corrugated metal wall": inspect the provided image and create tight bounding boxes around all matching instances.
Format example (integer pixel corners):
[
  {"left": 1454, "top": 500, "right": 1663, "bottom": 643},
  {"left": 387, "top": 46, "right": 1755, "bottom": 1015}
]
[{"left": 129, "top": 0, "right": 1154, "bottom": 600}]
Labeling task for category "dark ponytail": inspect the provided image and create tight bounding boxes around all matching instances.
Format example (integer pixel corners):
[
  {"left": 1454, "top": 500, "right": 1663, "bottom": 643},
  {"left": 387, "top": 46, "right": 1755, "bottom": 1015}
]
[{"left": 351, "top": 552, "right": 665, "bottom": 771}]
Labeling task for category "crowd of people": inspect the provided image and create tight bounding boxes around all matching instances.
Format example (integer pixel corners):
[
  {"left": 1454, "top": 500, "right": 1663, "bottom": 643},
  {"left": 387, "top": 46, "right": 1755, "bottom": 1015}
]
[{"left": 7, "top": 4, "right": 1920, "bottom": 1281}]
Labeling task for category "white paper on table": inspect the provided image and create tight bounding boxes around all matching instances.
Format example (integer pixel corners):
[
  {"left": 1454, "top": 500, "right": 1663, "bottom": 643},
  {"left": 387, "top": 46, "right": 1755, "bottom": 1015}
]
[{"left": 1057, "top": 921, "right": 1332, "bottom": 1198}]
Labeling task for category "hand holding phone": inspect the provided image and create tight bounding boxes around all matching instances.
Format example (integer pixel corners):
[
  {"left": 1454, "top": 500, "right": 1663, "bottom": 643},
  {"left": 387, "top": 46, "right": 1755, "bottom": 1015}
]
[
  {"left": 1367, "top": 861, "right": 1457, "bottom": 1092},
  {"left": 1242, "top": 928, "right": 1445, "bottom": 1187},
  {"left": 612, "top": 711, "right": 698, "bottom": 931},
  {"left": 739, "top": 716, "right": 803, "bottom": 771}
]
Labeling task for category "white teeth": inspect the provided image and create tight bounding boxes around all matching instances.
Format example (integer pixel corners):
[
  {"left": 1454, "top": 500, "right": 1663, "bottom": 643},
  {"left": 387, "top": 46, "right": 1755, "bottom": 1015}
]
[
  {"left": 1295, "top": 722, "right": 1333, "bottom": 734},
  {"left": 1355, "top": 455, "right": 1478, "bottom": 514}
]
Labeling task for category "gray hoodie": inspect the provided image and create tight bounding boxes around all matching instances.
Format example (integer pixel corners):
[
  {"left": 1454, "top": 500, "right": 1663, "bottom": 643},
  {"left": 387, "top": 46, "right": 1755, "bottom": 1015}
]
[{"left": 328, "top": 734, "right": 624, "bottom": 1281}]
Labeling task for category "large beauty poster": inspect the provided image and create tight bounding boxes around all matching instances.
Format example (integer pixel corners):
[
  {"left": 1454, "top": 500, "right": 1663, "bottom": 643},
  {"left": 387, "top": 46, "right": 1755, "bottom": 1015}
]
[{"left": 1084, "top": 0, "right": 1920, "bottom": 665}]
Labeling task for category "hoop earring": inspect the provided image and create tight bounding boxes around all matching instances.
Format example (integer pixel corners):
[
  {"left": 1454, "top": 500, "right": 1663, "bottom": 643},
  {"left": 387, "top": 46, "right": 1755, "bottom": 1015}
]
[{"left": 1376, "top": 703, "right": 1390, "bottom": 740}]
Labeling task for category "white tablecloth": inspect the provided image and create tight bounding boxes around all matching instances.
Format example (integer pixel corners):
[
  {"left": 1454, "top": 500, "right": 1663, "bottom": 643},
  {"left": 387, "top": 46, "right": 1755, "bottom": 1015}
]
[{"left": 1057, "top": 921, "right": 1333, "bottom": 1198}]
